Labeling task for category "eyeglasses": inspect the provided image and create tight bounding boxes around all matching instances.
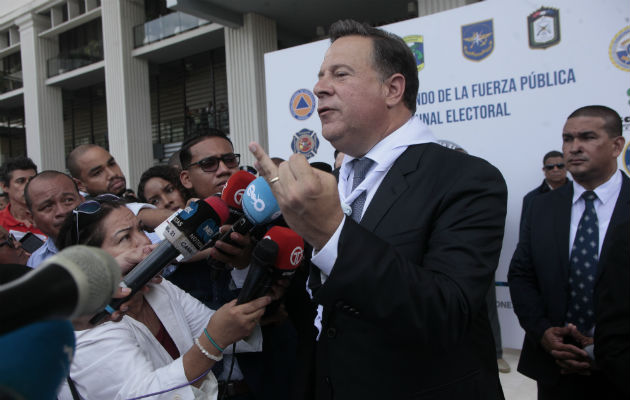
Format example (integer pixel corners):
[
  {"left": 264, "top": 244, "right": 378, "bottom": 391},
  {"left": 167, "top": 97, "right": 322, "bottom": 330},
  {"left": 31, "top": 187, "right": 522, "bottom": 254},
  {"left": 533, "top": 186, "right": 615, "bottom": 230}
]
[
  {"left": 72, "top": 194, "right": 122, "bottom": 243},
  {"left": 187, "top": 153, "right": 240, "bottom": 173},
  {"left": 0, "top": 233, "right": 17, "bottom": 249},
  {"left": 544, "top": 163, "right": 565, "bottom": 171}
]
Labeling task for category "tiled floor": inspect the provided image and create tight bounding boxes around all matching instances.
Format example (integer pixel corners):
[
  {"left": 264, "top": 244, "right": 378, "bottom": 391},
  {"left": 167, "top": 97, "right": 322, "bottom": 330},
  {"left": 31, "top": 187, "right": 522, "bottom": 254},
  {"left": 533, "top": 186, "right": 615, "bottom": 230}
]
[{"left": 499, "top": 348, "right": 537, "bottom": 400}]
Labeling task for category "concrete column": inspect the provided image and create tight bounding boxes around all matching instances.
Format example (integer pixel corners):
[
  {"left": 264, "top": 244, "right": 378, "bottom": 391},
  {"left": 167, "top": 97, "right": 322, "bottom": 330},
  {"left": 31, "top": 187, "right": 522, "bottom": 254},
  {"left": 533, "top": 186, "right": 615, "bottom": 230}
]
[
  {"left": 101, "top": 0, "right": 153, "bottom": 189},
  {"left": 16, "top": 13, "right": 65, "bottom": 171},
  {"left": 224, "top": 13, "right": 277, "bottom": 166}
]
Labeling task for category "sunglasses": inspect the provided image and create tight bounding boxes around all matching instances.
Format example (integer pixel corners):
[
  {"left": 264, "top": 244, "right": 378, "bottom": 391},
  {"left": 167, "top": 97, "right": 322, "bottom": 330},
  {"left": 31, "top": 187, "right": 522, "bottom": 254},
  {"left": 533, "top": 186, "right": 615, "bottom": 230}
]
[
  {"left": 0, "top": 233, "right": 17, "bottom": 249},
  {"left": 187, "top": 153, "right": 240, "bottom": 173},
  {"left": 72, "top": 194, "right": 122, "bottom": 243},
  {"left": 544, "top": 163, "right": 565, "bottom": 171}
]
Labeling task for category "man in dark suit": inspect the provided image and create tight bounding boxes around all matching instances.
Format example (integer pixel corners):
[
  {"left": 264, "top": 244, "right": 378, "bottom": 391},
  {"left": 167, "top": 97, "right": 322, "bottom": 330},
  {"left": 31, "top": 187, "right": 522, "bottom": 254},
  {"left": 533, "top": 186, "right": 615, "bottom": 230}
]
[
  {"left": 250, "top": 20, "right": 507, "bottom": 399},
  {"left": 508, "top": 105, "right": 628, "bottom": 400},
  {"left": 519, "top": 150, "right": 570, "bottom": 237}
]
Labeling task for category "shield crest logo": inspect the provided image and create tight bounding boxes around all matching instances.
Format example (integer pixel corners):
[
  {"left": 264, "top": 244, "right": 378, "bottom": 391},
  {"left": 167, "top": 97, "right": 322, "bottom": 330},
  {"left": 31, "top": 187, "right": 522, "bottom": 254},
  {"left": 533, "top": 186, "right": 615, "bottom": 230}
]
[
  {"left": 403, "top": 35, "right": 424, "bottom": 71},
  {"left": 461, "top": 19, "right": 494, "bottom": 61},
  {"left": 528, "top": 7, "right": 560, "bottom": 49}
]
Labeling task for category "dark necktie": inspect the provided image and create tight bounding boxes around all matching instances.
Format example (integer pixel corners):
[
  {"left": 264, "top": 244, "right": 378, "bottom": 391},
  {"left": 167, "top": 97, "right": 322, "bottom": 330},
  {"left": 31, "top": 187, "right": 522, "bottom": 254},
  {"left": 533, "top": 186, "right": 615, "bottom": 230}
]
[
  {"left": 350, "top": 157, "right": 374, "bottom": 223},
  {"left": 566, "top": 191, "right": 599, "bottom": 334}
]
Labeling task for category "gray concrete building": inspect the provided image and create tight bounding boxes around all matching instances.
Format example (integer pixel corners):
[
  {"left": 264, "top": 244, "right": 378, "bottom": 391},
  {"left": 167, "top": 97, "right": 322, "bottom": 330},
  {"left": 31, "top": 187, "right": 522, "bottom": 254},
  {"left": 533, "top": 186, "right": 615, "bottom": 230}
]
[{"left": 0, "top": 0, "right": 474, "bottom": 188}]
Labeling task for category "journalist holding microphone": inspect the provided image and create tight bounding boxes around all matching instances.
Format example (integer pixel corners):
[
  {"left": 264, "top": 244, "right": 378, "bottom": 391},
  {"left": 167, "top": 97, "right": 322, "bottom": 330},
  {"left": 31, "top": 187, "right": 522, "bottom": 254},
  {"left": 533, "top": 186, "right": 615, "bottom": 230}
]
[{"left": 54, "top": 196, "right": 270, "bottom": 399}]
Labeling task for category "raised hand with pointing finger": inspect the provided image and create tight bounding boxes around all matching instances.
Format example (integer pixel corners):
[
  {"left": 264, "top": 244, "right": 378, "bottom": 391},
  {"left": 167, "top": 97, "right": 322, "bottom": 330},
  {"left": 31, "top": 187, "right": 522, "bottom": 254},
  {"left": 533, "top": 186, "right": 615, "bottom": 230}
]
[{"left": 248, "top": 142, "right": 344, "bottom": 250}]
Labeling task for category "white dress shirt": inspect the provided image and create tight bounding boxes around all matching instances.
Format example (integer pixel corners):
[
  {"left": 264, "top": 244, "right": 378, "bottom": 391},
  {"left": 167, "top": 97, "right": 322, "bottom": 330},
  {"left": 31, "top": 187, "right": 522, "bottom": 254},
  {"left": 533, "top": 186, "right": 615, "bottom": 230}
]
[
  {"left": 308, "top": 115, "right": 436, "bottom": 337},
  {"left": 569, "top": 170, "right": 623, "bottom": 257}
]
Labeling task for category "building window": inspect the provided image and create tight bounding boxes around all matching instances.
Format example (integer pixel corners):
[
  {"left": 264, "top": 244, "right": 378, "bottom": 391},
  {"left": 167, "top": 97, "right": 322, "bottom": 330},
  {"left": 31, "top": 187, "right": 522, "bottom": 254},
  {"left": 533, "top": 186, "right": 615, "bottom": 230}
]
[{"left": 63, "top": 83, "right": 109, "bottom": 155}]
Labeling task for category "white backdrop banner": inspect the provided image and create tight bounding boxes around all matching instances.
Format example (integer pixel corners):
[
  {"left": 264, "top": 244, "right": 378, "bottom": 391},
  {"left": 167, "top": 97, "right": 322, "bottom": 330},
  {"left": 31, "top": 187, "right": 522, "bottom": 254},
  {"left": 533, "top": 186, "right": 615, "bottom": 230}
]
[{"left": 264, "top": 0, "right": 630, "bottom": 349}]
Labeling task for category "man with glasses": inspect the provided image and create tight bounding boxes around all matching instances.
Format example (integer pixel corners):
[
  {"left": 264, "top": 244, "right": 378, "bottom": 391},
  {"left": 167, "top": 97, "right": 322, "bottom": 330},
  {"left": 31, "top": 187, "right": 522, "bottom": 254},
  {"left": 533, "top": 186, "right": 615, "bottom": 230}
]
[
  {"left": 179, "top": 129, "right": 241, "bottom": 199},
  {"left": 24, "top": 171, "right": 84, "bottom": 268},
  {"left": 519, "top": 150, "right": 570, "bottom": 237}
]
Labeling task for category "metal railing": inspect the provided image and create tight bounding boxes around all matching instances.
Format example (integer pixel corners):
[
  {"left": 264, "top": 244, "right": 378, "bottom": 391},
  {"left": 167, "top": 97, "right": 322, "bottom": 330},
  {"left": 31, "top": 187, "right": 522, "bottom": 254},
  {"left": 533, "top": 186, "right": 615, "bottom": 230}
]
[
  {"left": 134, "top": 12, "right": 209, "bottom": 48},
  {"left": 0, "top": 71, "right": 22, "bottom": 94},
  {"left": 47, "top": 41, "right": 103, "bottom": 78}
]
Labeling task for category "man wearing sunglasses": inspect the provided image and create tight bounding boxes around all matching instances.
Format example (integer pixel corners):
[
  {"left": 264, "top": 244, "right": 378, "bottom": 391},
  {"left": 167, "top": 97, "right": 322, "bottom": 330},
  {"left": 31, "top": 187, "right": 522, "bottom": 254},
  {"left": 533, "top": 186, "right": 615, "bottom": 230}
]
[
  {"left": 519, "top": 150, "right": 570, "bottom": 237},
  {"left": 179, "top": 130, "right": 241, "bottom": 199}
]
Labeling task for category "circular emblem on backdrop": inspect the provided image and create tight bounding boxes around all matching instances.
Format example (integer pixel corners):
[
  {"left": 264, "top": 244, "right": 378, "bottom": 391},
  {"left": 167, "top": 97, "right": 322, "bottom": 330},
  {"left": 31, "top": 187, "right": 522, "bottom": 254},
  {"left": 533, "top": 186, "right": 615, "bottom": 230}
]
[
  {"left": 623, "top": 140, "right": 630, "bottom": 176},
  {"left": 289, "top": 89, "right": 316, "bottom": 120},
  {"left": 291, "top": 128, "right": 320, "bottom": 159},
  {"left": 609, "top": 26, "right": 630, "bottom": 71},
  {"left": 403, "top": 35, "right": 424, "bottom": 71}
]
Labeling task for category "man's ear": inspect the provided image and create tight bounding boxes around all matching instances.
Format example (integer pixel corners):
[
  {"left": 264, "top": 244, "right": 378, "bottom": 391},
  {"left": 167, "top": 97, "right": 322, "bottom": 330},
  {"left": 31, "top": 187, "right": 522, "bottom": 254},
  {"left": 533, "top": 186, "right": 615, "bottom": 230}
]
[
  {"left": 180, "top": 170, "right": 193, "bottom": 190},
  {"left": 0, "top": 182, "right": 7, "bottom": 193},
  {"left": 611, "top": 135, "right": 625, "bottom": 158},
  {"left": 383, "top": 73, "right": 406, "bottom": 108},
  {"left": 73, "top": 178, "right": 87, "bottom": 193}
]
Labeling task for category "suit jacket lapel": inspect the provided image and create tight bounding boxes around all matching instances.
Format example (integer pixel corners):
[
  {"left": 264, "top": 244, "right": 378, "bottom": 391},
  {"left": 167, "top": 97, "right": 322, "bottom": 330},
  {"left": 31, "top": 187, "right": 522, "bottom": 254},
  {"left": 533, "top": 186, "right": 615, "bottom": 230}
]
[
  {"left": 361, "top": 145, "right": 426, "bottom": 232},
  {"left": 597, "top": 172, "right": 630, "bottom": 282},
  {"left": 554, "top": 184, "right": 573, "bottom": 280}
]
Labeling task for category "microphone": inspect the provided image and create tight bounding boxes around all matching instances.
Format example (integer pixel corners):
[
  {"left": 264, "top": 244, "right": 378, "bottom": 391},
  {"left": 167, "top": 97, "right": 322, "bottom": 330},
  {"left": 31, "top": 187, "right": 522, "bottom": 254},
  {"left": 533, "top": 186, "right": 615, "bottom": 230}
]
[
  {"left": 0, "top": 320, "right": 75, "bottom": 400},
  {"left": 221, "top": 170, "right": 256, "bottom": 223},
  {"left": 207, "top": 176, "right": 282, "bottom": 267},
  {"left": 242, "top": 177, "right": 282, "bottom": 225},
  {"left": 90, "top": 196, "right": 229, "bottom": 325},
  {"left": 236, "top": 226, "right": 304, "bottom": 304},
  {"left": 0, "top": 245, "right": 120, "bottom": 335}
]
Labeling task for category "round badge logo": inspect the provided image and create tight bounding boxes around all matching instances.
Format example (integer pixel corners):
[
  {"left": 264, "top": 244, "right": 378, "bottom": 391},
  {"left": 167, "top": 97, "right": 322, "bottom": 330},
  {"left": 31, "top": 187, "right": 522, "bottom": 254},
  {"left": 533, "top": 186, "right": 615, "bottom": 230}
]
[
  {"left": 234, "top": 188, "right": 245, "bottom": 206},
  {"left": 291, "top": 128, "right": 320, "bottom": 159},
  {"left": 289, "top": 89, "right": 316, "bottom": 120},
  {"left": 290, "top": 247, "right": 304, "bottom": 266},
  {"left": 609, "top": 26, "right": 630, "bottom": 71}
]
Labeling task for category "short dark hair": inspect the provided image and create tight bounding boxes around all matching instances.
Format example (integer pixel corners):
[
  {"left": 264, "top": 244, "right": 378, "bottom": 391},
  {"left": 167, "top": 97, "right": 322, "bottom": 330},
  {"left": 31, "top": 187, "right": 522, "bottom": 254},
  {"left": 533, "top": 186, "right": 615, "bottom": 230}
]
[
  {"left": 66, "top": 144, "right": 101, "bottom": 178},
  {"left": 543, "top": 151, "right": 563, "bottom": 164},
  {"left": 24, "top": 170, "right": 80, "bottom": 212},
  {"left": 56, "top": 198, "right": 126, "bottom": 251},
  {"left": 329, "top": 19, "right": 418, "bottom": 113},
  {"left": 0, "top": 156, "right": 37, "bottom": 186},
  {"left": 567, "top": 105, "right": 622, "bottom": 138},
  {"left": 137, "top": 165, "right": 191, "bottom": 203},
  {"left": 179, "top": 128, "right": 233, "bottom": 169}
]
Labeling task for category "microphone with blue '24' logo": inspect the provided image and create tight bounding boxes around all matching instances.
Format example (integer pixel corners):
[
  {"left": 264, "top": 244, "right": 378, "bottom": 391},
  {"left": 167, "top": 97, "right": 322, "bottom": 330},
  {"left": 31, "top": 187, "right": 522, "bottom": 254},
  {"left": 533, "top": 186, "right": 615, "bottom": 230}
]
[{"left": 242, "top": 177, "right": 282, "bottom": 225}]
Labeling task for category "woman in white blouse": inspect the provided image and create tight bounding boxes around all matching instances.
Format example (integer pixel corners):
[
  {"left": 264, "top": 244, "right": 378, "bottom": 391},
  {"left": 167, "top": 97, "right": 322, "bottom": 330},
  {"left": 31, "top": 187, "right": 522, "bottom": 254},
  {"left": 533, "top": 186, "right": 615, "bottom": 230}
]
[{"left": 55, "top": 197, "right": 270, "bottom": 399}]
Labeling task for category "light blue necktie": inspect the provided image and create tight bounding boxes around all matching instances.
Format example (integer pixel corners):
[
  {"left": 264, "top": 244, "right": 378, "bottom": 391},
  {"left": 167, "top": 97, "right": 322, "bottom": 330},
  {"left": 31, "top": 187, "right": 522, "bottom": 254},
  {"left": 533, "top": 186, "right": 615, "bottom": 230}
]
[{"left": 350, "top": 158, "right": 374, "bottom": 222}]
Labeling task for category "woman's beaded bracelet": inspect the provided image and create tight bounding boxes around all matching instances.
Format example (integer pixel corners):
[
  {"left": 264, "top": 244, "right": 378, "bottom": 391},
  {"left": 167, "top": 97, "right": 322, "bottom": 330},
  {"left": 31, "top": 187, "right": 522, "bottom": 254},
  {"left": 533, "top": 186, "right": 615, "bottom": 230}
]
[{"left": 194, "top": 337, "right": 222, "bottom": 362}]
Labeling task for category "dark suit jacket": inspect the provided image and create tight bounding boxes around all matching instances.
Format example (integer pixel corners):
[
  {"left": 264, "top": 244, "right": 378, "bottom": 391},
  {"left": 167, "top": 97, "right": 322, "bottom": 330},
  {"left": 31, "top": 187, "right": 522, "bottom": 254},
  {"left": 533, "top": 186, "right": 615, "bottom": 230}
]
[
  {"left": 312, "top": 143, "right": 507, "bottom": 399},
  {"left": 508, "top": 172, "right": 630, "bottom": 384},
  {"left": 519, "top": 178, "right": 570, "bottom": 239},
  {"left": 594, "top": 220, "right": 630, "bottom": 398}
]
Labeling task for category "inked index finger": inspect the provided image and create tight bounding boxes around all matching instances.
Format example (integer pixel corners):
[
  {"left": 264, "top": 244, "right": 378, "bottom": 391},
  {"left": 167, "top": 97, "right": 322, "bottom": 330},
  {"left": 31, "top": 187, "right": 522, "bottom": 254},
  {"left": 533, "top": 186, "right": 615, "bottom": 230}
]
[{"left": 248, "top": 142, "right": 279, "bottom": 181}]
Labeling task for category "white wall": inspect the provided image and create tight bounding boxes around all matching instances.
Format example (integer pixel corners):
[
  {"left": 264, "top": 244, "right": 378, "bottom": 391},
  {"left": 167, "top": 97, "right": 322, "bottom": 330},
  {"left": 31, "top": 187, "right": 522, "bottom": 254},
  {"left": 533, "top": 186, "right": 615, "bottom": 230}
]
[{"left": 264, "top": 0, "right": 630, "bottom": 349}]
